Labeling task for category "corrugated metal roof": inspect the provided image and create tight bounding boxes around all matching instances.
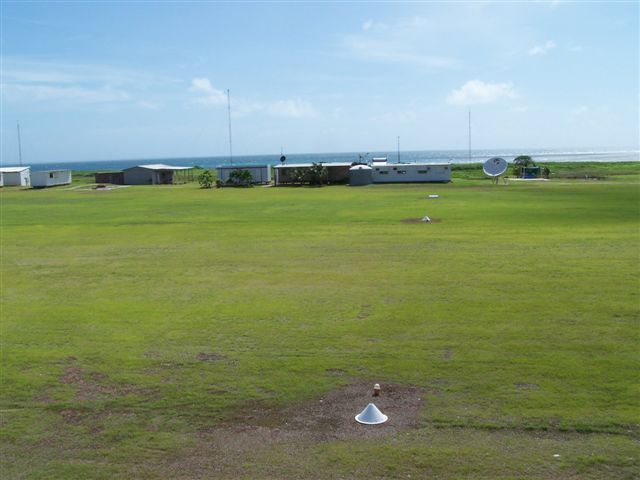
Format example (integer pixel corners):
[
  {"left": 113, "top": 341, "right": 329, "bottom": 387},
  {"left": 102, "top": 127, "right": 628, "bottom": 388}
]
[
  {"left": 375, "top": 162, "right": 451, "bottom": 167},
  {"left": 350, "top": 165, "right": 373, "bottom": 170},
  {"left": 274, "top": 162, "right": 352, "bottom": 168},
  {"left": 0, "top": 166, "right": 30, "bottom": 173},
  {"left": 217, "top": 165, "right": 270, "bottom": 170},
  {"left": 135, "top": 164, "right": 193, "bottom": 171}
]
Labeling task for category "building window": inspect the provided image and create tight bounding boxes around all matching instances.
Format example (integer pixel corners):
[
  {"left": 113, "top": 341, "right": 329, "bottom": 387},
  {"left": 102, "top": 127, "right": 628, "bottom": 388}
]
[
  {"left": 379, "top": 171, "right": 389, "bottom": 175},
  {"left": 417, "top": 170, "right": 428, "bottom": 174},
  {"left": 49, "top": 173, "right": 54, "bottom": 178},
  {"left": 397, "top": 170, "right": 406, "bottom": 174},
  {"left": 444, "top": 166, "right": 449, "bottom": 170}
]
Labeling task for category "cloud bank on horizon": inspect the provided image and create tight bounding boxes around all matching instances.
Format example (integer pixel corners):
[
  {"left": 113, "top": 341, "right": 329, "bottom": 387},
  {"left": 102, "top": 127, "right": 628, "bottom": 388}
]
[{"left": 1, "top": 2, "right": 637, "bottom": 163}]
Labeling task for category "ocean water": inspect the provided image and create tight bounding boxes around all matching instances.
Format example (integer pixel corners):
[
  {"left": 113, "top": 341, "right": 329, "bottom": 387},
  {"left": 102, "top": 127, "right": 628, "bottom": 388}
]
[{"left": 11, "top": 147, "right": 639, "bottom": 172}]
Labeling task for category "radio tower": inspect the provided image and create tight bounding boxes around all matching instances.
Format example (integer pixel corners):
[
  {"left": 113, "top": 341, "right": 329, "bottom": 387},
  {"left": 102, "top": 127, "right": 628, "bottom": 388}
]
[
  {"left": 17, "top": 121, "right": 23, "bottom": 166},
  {"left": 227, "top": 89, "right": 233, "bottom": 166}
]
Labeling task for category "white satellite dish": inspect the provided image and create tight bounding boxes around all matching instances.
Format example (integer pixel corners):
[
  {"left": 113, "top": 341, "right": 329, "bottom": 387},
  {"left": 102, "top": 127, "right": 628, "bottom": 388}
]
[
  {"left": 483, "top": 157, "right": 508, "bottom": 177},
  {"left": 355, "top": 403, "right": 388, "bottom": 425}
]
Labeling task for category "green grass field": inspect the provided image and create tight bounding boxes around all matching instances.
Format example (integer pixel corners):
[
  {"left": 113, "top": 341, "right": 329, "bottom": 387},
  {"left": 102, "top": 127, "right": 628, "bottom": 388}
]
[{"left": 1, "top": 165, "right": 639, "bottom": 479}]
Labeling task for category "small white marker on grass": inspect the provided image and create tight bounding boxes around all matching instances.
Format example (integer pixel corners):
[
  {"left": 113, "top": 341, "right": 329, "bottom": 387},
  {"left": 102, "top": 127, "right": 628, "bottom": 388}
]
[{"left": 355, "top": 403, "right": 388, "bottom": 425}]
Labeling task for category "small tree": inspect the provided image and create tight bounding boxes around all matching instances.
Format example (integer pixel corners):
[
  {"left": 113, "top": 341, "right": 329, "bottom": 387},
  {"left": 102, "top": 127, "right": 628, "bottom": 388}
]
[
  {"left": 291, "top": 168, "right": 307, "bottom": 185},
  {"left": 512, "top": 155, "right": 536, "bottom": 178},
  {"left": 227, "top": 169, "right": 253, "bottom": 187},
  {"left": 198, "top": 169, "right": 214, "bottom": 188},
  {"left": 541, "top": 166, "right": 550, "bottom": 179},
  {"left": 308, "top": 163, "right": 328, "bottom": 186}
]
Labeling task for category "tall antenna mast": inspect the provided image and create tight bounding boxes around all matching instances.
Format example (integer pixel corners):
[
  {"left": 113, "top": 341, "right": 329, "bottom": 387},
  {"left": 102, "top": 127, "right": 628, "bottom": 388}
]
[
  {"left": 397, "top": 136, "right": 400, "bottom": 163},
  {"left": 17, "top": 121, "right": 23, "bottom": 166},
  {"left": 227, "top": 89, "right": 233, "bottom": 165},
  {"left": 468, "top": 108, "right": 471, "bottom": 163}
]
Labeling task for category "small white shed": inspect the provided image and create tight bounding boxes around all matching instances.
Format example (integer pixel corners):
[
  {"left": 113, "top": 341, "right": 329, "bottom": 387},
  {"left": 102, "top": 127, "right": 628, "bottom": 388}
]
[
  {"left": 0, "top": 166, "right": 31, "bottom": 186},
  {"left": 31, "top": 170, "right": 72, "bottom": 188}
]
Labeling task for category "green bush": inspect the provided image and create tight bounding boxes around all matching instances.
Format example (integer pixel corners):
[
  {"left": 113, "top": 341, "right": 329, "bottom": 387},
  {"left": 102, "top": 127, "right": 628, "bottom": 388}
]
[
  {"left": 227, "top": 169, "right": 253, "bottom": 187},
  {"left": 198, "top": 170, "right": 214, "bottom": 188},
  {"left": 512, "top": 155, "right": 536, "bottom": 178},
  {"left": 309, "top": 163, "right": 328, "bottom": 186}
]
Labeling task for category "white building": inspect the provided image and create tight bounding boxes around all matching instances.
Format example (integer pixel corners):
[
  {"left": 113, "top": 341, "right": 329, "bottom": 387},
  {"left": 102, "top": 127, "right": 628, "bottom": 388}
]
[
  {"left": 122, "top": 164, "right": 194, "bottom": 185},
  {"left": 0, "top": 166, "right": 31, "bottom": 187},
  {"left": 216, "top": 165, "right": 271, "bottom": 185},
  {"left": 31, "top": 170, "right": 72, "bottom": 188},
  {"left": 371, "top": 162, "right": 451, "bottom": 183}
]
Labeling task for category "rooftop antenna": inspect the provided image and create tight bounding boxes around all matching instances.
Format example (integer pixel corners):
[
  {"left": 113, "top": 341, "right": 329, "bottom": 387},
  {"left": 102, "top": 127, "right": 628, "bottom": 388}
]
[
  {"left": 468, "top": 108, "right": 471, "bottom": 163},
  {"left": 17, "top": 121, "right": 23, "bottom": 166},
  {"left": 227, "top": 89, "right": 233, "bottom": 166},
  {"left": 397, "top": 136, "right": 400, "bottom": 163}
]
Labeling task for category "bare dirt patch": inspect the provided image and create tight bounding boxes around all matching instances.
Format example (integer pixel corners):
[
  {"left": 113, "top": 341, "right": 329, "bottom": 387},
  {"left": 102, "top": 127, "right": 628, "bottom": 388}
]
[
  {"left": 443, "top": 348, "right": 454, "bottom": 360},
  {"left": 203, "top": 381, "right": 423, "bottom": 443},
  {"left": 196, "top": 352, "right": 226, "bottom": 362},
  {"left": 356, "top": 304, "right": 372, "bottom": 319},
  {"left": 59, "top": 362, "right": 139, "bottom": 401},
  {"left": 402, "top": 217, "right": 442, "bottom": 224},
  {"left": 59, "top": 408, "right": 85, "bottom": 425},
  {"left": 515, "top": 382, "right": 540, "bottom": 390},
  {"left": 161, "top": 381, "right": 424, "bottom": 477}
]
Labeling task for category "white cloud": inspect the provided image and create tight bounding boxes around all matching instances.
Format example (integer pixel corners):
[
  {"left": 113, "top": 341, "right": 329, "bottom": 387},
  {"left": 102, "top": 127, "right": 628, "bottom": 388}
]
[
  {"left": 267, "top": 99, "right": 317, "bottom": 118},
  {"left": 528, "top": 40, "right": 556, "bottom": 56},
  {"left": 2, "top": 83, "right": 130, "bottom": 103},
  {"left": 340, "top": 16, "right": 458, "bottom": 69},
  {"left": 137, "top": 100, "right": 160, "bottom": 110},
  {"left": 234, "top": 99, "right": 318, "bottom": 119},
  {"left": 1, "top": 57, "right": 174, "bottom": 87},
  {"left": 189, "top": 77, "right": 227, "bottom": 105},
  {"left": 189, "top": 80, "right": 318, "bottom": 119},
  {"left": 446, "top": 80, "right": 518, "bottom": 105},
  {"left": 572, "top": 105, "right": 589, "bottom": 115},
  {"left": 361, "top": 19, "right": 387, "bottom": 32},
  {"left": 0, "top": 57, "right": 174, "bottom": 108}
]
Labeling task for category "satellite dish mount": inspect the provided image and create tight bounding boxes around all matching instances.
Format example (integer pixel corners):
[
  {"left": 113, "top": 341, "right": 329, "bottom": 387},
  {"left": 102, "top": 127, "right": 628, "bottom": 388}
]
[{"left": 483, "top": 157, "right": 508, "bottom": 184}]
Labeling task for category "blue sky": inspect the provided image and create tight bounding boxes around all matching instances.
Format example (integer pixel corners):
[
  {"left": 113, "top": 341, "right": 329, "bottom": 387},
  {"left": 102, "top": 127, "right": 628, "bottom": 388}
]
[{"left": 1, "top": 1, "right": 638, "bottom": 163}]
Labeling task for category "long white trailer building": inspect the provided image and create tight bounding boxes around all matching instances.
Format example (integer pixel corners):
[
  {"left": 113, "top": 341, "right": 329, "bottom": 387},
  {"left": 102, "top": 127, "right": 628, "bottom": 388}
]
[{"left": 371, "top": 162, "right": 451, "bottom": 183}]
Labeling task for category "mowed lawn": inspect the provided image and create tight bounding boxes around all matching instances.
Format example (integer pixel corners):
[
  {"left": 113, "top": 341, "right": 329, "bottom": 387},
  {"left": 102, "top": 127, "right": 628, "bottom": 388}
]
[{"left": 1, "top": 175, "right": 639, "bottom": 479}]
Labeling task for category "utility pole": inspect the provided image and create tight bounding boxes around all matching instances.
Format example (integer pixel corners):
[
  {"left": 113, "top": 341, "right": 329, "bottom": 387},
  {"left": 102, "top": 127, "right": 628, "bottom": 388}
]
[
  {"left": 17, "top": 121, "right": 23, "bottom": 166},
  {"left": 227, "top": 89, "right": 233, "bottom": 165}
]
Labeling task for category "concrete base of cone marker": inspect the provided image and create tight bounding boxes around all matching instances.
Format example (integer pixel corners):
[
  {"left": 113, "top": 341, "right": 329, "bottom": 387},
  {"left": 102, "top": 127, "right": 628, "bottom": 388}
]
[{"left": 355, "top": 403, "right": 388, "bottom": 425}]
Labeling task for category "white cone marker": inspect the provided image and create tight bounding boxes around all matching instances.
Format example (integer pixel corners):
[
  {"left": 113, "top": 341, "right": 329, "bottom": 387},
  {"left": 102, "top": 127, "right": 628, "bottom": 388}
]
[{"left": 355, "top": 403, "right": 388, "bottom": 424}]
